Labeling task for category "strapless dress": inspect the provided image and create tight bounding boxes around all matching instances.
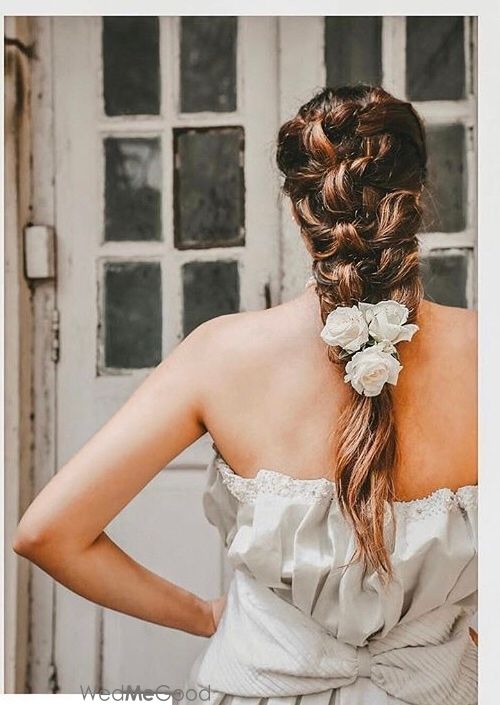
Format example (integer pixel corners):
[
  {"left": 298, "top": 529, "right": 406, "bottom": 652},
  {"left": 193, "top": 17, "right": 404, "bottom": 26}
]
[{"left": 183, "top": 442, "right": 478, "bottom": 705}]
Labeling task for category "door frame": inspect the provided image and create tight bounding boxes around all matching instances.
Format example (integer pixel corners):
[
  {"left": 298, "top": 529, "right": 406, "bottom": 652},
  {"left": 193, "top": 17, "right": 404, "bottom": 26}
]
[
  {"left": 278, "top": 17, "right": 326, "bottom": 300},
  {"left": 19, "top": 16, "right": 60, "bottom": 695},
  {"left": 4, "top": 14, "right": 36, "bottom": 696}
]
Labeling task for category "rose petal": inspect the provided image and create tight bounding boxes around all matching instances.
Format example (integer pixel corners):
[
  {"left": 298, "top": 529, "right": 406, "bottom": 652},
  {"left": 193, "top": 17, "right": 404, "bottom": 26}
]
[{"left": 391, "top": 323, "right": 419, "bottom": 344}]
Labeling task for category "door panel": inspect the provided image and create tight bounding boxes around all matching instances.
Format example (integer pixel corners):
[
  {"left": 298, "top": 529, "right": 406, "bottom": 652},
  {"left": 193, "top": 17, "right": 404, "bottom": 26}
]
[
  {"left": 103, "top": 470, "right": 224, "bottom": 690},
  {"left": 53, "top": 16, "right": 279, "bottom": 692}
]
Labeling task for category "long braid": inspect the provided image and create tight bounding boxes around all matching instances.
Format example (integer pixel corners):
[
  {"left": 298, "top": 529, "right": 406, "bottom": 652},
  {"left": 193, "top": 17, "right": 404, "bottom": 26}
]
[{"left": 276, "top": 85, "right": 427, "bottom": 580}]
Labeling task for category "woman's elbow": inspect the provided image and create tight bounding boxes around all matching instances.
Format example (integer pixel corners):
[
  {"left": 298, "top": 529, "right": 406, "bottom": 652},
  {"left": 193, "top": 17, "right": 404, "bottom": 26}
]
[{"left": 12, "top": 520, "right": 59, "bottom": 561}]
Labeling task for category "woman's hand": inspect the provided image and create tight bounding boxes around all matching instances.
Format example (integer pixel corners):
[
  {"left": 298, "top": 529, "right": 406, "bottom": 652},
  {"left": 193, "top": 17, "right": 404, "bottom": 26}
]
[{"left": 207, "top": 594, "right": 228, "bottom": 634}]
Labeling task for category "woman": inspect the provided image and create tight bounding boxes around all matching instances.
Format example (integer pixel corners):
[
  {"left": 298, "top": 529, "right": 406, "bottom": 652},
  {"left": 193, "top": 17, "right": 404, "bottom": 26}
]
[{"left": 14, "top": 85, "right": 477, "bottom": 705}]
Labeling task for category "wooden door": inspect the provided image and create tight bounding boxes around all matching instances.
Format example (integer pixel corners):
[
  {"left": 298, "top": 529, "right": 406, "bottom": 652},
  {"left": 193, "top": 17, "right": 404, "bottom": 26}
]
[
  {"left": 52, "top": 16, "right": 280, "bottom": 693},
  {"left": 38, "top": 15, "right": 477, "bottom": 693}
]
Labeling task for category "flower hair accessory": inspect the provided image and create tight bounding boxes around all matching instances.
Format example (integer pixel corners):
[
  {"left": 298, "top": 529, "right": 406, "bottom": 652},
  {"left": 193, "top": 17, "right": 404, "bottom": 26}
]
[{"left": 319, "top": 300, "right": 419, "bottom": 397}]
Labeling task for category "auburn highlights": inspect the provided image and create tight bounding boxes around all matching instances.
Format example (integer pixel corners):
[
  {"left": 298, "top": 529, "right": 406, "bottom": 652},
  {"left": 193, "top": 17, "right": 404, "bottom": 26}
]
[{"left": 276, "top": 84, "right": 428, "bottom": 580}]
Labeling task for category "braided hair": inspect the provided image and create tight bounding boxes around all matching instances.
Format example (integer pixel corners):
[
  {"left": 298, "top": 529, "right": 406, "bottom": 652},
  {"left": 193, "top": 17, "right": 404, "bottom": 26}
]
[{"left": 276, "top": 84, "right": 428, "bottom": 580}]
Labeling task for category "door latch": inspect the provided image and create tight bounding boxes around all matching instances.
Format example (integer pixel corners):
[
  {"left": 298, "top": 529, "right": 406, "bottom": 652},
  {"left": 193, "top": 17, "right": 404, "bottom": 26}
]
[
  {"left": 23, "top": 225, "right": 56, "bottom": 280},
  {"left": 51, "top": 308, "right": 60, "bottom": 364}
]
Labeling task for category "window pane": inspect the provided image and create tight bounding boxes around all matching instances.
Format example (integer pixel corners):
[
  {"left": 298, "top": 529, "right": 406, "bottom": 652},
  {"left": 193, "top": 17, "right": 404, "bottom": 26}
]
[
  {"left": 103, "top": 262, "right": 162, "bottom": 369},
  {"left": 180, "top": 17, "right": 237, "bottom": 113},
  {"left": 104, "top": 137, "right": 162, "bottom": 242},
  {"left": 421, "top": 250, "right": 469, "bottom": 308},
  {"left": 174, "top": 128, "right": 245, "bottom": 249},
  {"left": 183, "top": 260, "right": 239, "bottom": 336},
  {"left": 102, "top": 17, "right": 160, "bottom": 116},
  {"left": 422, "top": 124, "right": 466, "bottom": 233},
  {"left": 325, "top": 17, "right": 382, "bottom": 86},
  {"left": 407, "top": 17, "right": 465, "bottom": 101}
]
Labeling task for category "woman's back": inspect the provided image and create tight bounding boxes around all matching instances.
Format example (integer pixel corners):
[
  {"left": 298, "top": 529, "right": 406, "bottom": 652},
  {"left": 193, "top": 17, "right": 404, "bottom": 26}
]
[
  {"left": 200, "top": 289, "right": 477, "bottom": 502},
  {"left": 185, "top": 285, "right": 478, "bottom": 705}
]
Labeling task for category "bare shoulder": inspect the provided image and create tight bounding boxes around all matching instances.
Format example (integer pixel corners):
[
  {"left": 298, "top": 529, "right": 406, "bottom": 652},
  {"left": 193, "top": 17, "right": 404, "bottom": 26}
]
[
  {"left": 172, "top": 298, "right": 322, "bottom": 415},
  {"left": 414, "top": 301, "right": 477, "bottom": 407},
  {"left": 422, "top": 298, "right": 476, "bottom": 330},
  {"left": 419, "top": 300, "right": 477, "bottom": 358},
  {"left": 178, "top": 302, "right": 299, "bottom": 373},
  {"left": 393, "top": 300, "right": 478, "bottom": 493}
]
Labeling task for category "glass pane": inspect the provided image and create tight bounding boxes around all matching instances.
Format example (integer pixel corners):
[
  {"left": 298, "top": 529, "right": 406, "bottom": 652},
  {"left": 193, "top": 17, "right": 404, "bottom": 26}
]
[
  {"left": 102, "top": 17, "right": 160, "bottom": 116},
  {"left": 104, "top": 137, "right": 162, "bottom": 242},
  {"left": 421, "top": 250, "right": 469, "bottom": 308},
  {"left": 422, "top": 124, "right": 466, "bottom": 233},
  {"left": 325, "top": 17, "right": 382, "bottom": 86},
  {"left": 183, "top": 260, "right": 239, "bottom": 336},
  {"left": 407, "top": 17, "right": 465, "bottom": 101},
  {"left": 174, "top": 128, "right": 245, "bottom": 249},
  {"left": 180, "top": 17, "right": 237, "bottom": 113},
  {"left": 103, "top": 261, "right": 162, "bottom": 369}
]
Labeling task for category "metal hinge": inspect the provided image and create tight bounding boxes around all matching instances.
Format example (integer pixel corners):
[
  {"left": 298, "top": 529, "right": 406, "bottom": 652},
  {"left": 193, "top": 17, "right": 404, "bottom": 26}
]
[
  {"left": 48, "top": 660, "right": 60, "bottom": 694},
  {"left": 51, "top": 308, "right": 60, "bottom": 364},
  {"left": 263, "top": 280, "right": 272, "bottom": 309},
  {"left": 4, "top": 36, "right": 35, "bottom": 59}
]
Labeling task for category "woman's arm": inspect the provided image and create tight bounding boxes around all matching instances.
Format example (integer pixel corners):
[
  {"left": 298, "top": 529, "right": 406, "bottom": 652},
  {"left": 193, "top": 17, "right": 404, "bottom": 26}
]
[{"left": 13, "top": 319, "right": 222, "bottom": 637}]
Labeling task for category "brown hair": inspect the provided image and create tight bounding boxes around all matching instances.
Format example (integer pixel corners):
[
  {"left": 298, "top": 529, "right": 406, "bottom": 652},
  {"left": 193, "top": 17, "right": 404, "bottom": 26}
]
[{"left": 276, "top": 84, "right": 427, "bottom": 580}]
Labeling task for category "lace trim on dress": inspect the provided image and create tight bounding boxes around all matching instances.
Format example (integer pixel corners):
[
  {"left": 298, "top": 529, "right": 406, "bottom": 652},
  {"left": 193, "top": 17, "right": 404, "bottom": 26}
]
[
  {"left": 455, "top": 484, "right": 479, "bottom": 513},
  {"left": 217, "top": 463, "right": 336, "bottom": 503},
  {"left": 211, "top": 443, "right": 478, "bottom": 519}
]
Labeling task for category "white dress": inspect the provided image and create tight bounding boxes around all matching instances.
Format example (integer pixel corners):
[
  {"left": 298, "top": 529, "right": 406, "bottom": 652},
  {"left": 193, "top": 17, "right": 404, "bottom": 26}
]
[{"left": 184, "top": 442, "right": 478, "bottom": 705}]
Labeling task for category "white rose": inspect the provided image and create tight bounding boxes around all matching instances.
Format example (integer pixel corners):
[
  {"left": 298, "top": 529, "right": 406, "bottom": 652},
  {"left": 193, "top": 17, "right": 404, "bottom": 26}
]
[
  {"left": 320, "top": 306, "right": 369, "bottom": 353},
  {"left": 359, "top": 300, "right": 419, "bottom": 344},
  {"left": 344, "top": 343, "right": 402, "bottom": 397}
]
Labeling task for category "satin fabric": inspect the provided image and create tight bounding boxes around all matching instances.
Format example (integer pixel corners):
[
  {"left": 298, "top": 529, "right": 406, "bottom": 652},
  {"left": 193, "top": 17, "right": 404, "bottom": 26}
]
[{"left": 184, "top": 445, "right": 478, "bottom": 705}]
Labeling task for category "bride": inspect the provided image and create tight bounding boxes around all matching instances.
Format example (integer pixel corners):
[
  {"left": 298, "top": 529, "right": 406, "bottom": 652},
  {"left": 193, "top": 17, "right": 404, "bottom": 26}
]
[{"left": 13, "top": 84, "right": 477, "bottom": 705}]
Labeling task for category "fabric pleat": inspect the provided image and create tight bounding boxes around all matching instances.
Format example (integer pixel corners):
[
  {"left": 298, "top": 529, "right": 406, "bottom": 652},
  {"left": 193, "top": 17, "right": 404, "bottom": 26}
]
[{"left": 183, "top": 445, "right": 478, "bottom": 705}]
